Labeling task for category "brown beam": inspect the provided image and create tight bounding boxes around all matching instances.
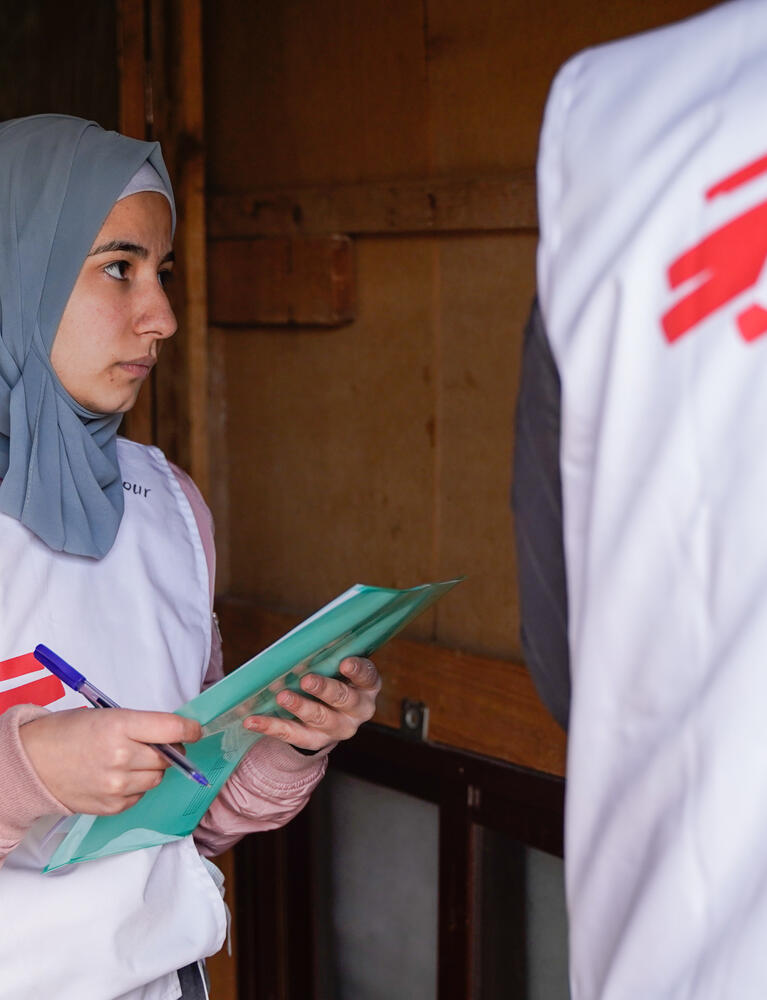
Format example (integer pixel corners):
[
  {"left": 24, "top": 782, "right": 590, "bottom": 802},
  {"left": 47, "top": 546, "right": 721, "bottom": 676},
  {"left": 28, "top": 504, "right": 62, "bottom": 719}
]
[
  {"left": 172, "top": 0, "right": 210, "bottom": 497},
  {"left": 147, "top": 0, "right": 211, "bottom": 496},
  {"left": 208, "top": 170, "right": 538, "bottom": 239}
]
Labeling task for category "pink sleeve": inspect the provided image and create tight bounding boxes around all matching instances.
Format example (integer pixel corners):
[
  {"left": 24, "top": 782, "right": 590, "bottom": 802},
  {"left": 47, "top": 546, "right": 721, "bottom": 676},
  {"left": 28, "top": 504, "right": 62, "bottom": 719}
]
[
  {"left": 0, "top": 705, "right": 71, "bottom": 869},
  {"left": 169, "top": 462, "right": 223, "bottom": 685},
  {"left": 169, "top": 462, "right": 216, "bottom": 608},
  {"left": 194, "top": 737, "right": 329, "bottom": 857}
]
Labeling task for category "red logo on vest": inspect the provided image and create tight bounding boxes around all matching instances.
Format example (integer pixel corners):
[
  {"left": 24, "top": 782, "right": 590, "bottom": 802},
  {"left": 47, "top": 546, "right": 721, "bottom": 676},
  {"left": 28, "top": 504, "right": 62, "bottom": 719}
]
[
  {"left": 662, "top": 152, "right": 767, "bottom": 344},
  {"left": 0, "top": 652, "right": 65, "bottom": 712}
]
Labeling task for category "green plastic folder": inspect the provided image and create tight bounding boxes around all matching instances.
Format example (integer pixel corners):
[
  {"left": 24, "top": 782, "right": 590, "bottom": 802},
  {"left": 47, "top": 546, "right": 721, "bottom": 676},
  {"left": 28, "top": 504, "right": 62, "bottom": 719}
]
[{"left": 44, "top": 578, "right": 461, "bottom": 871}]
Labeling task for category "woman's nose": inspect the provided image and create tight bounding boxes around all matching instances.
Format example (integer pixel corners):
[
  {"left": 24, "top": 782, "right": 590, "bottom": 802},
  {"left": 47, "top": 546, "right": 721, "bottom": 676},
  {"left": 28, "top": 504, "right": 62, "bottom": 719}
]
[{"left": 136, "top": 280, "right": 178, "bottom": 340}]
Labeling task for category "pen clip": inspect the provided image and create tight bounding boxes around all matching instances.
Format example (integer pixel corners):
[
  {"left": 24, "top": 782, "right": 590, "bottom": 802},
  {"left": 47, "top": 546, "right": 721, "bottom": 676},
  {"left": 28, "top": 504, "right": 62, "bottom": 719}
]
[{"left": 34, "top": 644, "right": 86, "bottom": 692}]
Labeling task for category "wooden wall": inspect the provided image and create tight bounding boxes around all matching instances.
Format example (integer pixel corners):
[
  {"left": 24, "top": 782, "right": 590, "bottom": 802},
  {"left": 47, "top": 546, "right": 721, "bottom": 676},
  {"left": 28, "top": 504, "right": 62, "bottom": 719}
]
[
  {"left": 0, "top": 0, "right": 117, "bottom": 126},
  {"left": 203, "top": 0, "right": 719, "bottom": 770}
]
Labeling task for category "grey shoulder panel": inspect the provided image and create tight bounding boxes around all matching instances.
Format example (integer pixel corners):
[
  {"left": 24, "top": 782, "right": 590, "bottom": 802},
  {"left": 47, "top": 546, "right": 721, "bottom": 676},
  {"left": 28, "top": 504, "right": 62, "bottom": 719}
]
[{"left": 512, "top": 298, "right": 570, "bottom": 730}]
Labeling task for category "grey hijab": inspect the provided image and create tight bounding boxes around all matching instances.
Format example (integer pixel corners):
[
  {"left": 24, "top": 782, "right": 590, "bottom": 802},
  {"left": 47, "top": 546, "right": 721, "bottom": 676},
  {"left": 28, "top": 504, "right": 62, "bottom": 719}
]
[{"left": 0, "top": 115, "right": 176, "bottom": 558}]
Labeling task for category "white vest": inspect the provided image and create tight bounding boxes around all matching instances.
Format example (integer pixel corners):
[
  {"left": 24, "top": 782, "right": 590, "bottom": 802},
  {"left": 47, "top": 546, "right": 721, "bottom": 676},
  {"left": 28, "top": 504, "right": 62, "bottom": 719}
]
[
  {"left": 0, "top": 438, "right": 226, "bottom": 1000},
  {"left": 537, "top": 2, "right": 767, "bottom": 997}
]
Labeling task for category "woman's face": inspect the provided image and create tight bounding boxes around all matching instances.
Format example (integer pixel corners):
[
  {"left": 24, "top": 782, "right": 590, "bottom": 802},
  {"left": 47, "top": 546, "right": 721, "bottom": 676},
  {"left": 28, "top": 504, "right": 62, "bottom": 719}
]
[{"left": 50, "top": 191, "right": 176, "bottom": 414}]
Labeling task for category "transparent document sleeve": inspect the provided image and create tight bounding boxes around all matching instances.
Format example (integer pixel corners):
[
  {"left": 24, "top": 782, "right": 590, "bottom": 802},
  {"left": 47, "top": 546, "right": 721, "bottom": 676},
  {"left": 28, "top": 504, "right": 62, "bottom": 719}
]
[{"left": 44, "top": 578, "right": 461, "bottom": 870}]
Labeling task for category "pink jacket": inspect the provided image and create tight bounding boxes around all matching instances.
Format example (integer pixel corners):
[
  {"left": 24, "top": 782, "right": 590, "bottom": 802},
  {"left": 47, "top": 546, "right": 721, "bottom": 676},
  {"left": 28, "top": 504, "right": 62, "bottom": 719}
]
[{"left": 0, "top": 462, "right": 327, "bottom": 867}]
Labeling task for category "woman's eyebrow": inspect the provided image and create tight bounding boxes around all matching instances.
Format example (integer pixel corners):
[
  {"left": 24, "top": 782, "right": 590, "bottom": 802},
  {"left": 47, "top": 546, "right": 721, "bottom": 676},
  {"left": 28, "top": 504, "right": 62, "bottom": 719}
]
[
  {"left": 88, "top": 240, "right": 147, "bottom": 258},
  {"left": 87, "top": 240, "right": 175, "bottom": 264}
]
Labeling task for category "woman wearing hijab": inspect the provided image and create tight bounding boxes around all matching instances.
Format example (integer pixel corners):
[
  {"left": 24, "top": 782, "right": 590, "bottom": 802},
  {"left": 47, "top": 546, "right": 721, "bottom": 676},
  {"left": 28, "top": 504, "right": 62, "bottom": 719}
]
[{"left": 0, "top": 115, "right": 380, "bottom": 1000}]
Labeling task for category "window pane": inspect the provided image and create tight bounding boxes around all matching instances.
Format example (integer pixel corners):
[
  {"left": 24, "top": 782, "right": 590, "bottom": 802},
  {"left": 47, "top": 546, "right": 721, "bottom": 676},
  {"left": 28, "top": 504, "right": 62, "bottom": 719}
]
[
  {"left": 313, "top": 771, "right": 439, "bottom": 1000},
  {"left": 474, "top": 827, "right": 569, "bottom": 999}
]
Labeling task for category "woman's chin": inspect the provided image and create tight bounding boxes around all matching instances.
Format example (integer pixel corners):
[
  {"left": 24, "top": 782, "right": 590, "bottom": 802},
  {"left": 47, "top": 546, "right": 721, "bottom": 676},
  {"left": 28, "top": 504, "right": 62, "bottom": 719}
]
[{"left": 73, "top": 391, "right": 141, "bottom": 416}]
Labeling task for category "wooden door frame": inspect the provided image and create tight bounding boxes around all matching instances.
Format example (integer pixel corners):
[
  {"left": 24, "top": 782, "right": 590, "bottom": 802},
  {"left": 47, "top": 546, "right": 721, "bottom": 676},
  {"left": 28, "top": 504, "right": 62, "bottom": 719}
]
[{"left": 116, "top": 0, "right": 211, "bottom": 499}]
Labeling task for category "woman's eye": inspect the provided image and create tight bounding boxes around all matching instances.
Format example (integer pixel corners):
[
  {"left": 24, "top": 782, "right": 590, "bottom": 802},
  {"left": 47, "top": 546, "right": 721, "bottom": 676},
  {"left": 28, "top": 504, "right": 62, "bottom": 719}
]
[{"left": 104, "top": 260, "right": 129, "bottom": 281}]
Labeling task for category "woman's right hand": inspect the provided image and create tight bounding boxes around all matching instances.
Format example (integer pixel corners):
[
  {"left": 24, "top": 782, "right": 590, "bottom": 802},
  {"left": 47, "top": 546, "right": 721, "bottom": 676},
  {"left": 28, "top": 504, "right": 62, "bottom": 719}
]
[{"left": 19, "top": 708, "right": 202, "bottom": 815}]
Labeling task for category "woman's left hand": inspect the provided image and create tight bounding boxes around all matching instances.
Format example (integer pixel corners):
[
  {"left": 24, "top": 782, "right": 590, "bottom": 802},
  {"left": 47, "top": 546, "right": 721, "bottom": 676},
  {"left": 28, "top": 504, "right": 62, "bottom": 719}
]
[{"left": 242, "top": 657, "right": 382, "bottom": 752}]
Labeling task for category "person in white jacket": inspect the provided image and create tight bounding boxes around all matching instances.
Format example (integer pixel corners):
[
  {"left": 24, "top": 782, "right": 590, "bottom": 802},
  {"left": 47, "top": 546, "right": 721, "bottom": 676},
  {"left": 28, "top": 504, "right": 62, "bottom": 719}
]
[{"left": 514, "top": 1, "right": 767, "bottom": 996}]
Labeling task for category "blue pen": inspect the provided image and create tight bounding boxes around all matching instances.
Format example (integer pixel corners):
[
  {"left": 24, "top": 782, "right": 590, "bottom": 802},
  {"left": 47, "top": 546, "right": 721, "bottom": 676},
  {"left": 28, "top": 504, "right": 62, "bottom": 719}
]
[{"left": 33, "top": 644, "right": 209, "bottom": 787}]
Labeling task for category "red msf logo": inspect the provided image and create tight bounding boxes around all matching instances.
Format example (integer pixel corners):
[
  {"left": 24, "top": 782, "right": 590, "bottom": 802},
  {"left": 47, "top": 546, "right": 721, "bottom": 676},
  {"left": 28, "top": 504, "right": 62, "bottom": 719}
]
[
  {"left": 0, "top": 652, "right": 65, "bottom": 712},
  {"left": 662, "top": 152, "right": 767, "bottom": 344}
]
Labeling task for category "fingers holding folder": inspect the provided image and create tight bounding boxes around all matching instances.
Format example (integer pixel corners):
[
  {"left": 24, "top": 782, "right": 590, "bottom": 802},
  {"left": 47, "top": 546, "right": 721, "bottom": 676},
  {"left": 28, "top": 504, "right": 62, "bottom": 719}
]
[{"left": 242, "top": 656, "right": 381, "bottom": 752}]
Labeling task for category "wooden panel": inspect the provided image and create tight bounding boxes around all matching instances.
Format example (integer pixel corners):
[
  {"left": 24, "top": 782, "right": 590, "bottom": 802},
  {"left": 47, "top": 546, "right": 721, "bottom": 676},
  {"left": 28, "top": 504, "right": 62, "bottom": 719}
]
[
  {"left": 221, "top": 237, "right": 439, "bottom": 637},
  {"left": 425, "top": 0, "right": 721, "bottom": 174},
  {"left": 203, "top": 0, "right": 718, "bottom": 195},
  {"left": 117, "top": 0, "right": 148, "bottom": 140},
  {"left": 435, "top": 233, "right": 538, "bottom": 660},
  {"left": 234, "top": 807, "right": 317, "bottom": 1000},
  {"left": 0, "top": 0, "right": 118, "bottom": 127},
  {"left": 292, "top": 236, "right": 355, "bottom": 325},
  {"left": 208, "top": 237, "right": 355, "bottom": 326},
  {"left": 210, "top": 238, "right": 290, "bottom": 324},
  {"left": 203, "top": 0, "right": 431, "bottom": 189},
  {"left": 205, "top": 849, "right": 239, "bottom": 998},
  {"left": 208, "top": 171, "right": 538, "bottom": 238},
  {"left": 216, "top": 598, "right": 567, "bottom": 777}
]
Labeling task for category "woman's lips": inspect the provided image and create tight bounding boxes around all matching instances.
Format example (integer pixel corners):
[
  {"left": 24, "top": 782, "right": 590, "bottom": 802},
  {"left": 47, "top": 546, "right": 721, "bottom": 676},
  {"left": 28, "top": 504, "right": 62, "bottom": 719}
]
[{"left": 119, "top": 357, "right": 156, "bottom": 378}]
